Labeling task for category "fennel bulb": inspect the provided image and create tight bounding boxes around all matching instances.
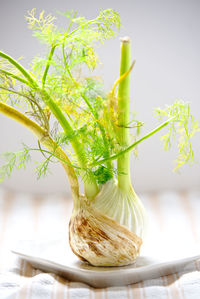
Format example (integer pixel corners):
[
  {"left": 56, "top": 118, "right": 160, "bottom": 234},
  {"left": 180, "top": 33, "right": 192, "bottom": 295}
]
[
  {"left": 0, "top": 9, "right": 199, "bottom": 267},
  {"left": 69, "top": 179, "right": 146, "bottom": 266},
  {"left": 92, "top": 179, "right": 146, "bottom": 238},
  {"left": 69, "top": 195, "right": 142, "bottom": 266}
]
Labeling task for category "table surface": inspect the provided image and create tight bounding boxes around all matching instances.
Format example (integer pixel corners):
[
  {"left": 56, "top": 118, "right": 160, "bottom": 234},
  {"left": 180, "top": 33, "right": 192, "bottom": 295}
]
[{"left": 0, "top": 188, "right": 200, "bottom": 299}]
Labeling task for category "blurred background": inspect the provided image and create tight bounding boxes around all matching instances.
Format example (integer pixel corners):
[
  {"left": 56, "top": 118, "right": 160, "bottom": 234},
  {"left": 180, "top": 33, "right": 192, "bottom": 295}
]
[{"left": 0, "top": 0, "right": 199, "bottom": 195}]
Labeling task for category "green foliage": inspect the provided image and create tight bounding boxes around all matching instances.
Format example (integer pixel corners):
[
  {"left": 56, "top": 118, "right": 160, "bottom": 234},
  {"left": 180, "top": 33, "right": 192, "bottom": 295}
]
[
  {"left": 93, "top": 166, "right": 113, "bottom": 185},
  {"left": 0, "top": 146, "right": 31, "bottom": 182},
  {"left": 26, "top": 9, "right": 58, "bottom": 44},
  {"left": 0, "top": 8, "right": 199, "bottom": 189},
  {"left": 26, "top": 8, "right": 120, "bottom": 46},
  {"left": 0, "top": 144, "right": 65, "bottom": 182},
  {"left": 154, "top": 101, "right": 200, "bottom": 170},
  {"left": 0, "top": 9, "right": 121, "bottom": 183},
  {"left": 35, "top": 159, "right": 52, "bottom": 179},
  {"left": 27, "top": 8, "right": 121, "bottom": 78}
]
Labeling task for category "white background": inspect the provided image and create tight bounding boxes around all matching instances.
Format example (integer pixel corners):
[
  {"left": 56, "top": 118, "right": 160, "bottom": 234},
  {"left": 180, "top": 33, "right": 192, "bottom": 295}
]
[{"left": 0, "top": 0, "right": 199, "bottom": 194}]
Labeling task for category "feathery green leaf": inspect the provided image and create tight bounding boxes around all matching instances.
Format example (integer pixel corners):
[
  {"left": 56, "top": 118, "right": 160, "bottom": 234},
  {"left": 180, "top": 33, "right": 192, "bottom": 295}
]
[{"left": 154, "top": 101, "right": 200, "bottom": 170}]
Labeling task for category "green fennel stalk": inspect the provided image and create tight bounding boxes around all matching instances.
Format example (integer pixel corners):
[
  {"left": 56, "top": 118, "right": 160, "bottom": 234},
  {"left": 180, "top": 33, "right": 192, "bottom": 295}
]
[
  {"left": 0, "top": 101, "right": 79, "bottom": 202},
  {"left": 0, "top": 51, "right": 98, "bottom": 198},
  {"left": 117, "top": 37, "right": 132, "bottom": 192}
]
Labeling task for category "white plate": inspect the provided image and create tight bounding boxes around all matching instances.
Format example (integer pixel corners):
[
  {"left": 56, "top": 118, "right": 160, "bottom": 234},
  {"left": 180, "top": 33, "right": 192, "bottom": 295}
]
[{"left": 11, "top": 238, "right": 200, "bottom": 288}]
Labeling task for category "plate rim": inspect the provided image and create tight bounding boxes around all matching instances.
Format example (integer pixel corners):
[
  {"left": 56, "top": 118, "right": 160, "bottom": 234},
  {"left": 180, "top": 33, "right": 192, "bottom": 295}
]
[{"left": 11, "top": 240, "right": 200, "bottom": 276}]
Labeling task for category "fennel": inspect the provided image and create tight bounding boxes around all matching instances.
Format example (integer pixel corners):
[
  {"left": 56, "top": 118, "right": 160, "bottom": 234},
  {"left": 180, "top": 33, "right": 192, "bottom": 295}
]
[{"left": 0, "top": 9, "right": 199, "bottom": 266}]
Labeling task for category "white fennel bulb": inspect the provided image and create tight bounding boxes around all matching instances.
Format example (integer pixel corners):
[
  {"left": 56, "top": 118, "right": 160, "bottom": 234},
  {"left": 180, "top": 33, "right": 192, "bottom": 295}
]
[{"left": 92, "top": 179, "right": 146, "bottom": 238}]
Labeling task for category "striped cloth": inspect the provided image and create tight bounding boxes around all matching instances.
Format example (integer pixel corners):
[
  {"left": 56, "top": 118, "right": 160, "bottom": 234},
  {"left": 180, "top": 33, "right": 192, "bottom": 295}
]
[{"left": 0, "top": 188, "right": 200, "bottom": 299}]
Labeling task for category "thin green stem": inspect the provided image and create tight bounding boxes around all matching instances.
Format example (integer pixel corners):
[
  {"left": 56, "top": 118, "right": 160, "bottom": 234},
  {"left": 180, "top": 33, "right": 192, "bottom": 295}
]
[
  {"left": 62, "top": 11, "right": 77, "bottom": 68},
  {"left": 0, "top": 51, "right": 37, "bottom": 88},
  {"left": 66, "top": 12, "right": 77, "bottom": 34},
  {"left": 183, "top": 123, "right": 193, "bottom": 162},
  {"left": 0, "top": 68, "right": 31, "bottom": 86},
  {"left": 117, "top": 37, "right": 131, "bottom": 191},
  {"left": 62, "top": 42, "right": 67, "bottom": 68},
  {"left": 42, "top": 44, "right": 56, "bottom": 88},
  {"left": 23, "top": 147, "right": 83, "bottom": 170},
  {"left": 63, "top": 18, "right": 101, "bottom": 40},
  {"left": 92, "top": 117, "right": 175, "bottom": 166}
]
